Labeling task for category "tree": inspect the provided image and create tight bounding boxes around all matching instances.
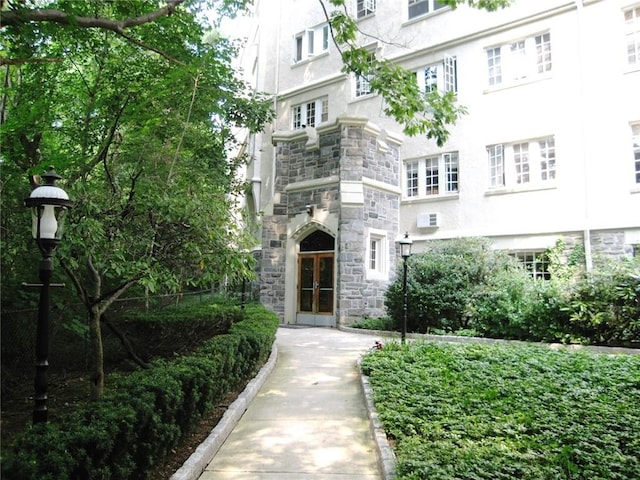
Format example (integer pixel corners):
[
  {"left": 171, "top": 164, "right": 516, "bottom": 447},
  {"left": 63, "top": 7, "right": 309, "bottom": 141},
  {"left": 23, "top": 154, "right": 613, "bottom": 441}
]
[
  {"left": 322, "top": 0, "right": 512, "bottom": 146},
  {"left": 1, "top": 0, "right": 273, "bottom": 399}
]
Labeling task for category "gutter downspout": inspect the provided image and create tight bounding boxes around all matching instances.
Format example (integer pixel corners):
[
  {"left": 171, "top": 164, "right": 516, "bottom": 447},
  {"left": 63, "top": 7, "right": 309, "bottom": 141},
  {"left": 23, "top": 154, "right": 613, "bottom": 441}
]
[{"left": 575, "top": 0, "right": 593, "bottom": 270}]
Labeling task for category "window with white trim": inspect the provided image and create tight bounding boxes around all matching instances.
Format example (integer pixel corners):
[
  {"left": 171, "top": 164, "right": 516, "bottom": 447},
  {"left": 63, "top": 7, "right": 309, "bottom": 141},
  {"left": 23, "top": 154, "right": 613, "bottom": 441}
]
[
  {"left": 632, "top": 123, "right": 640, "bottom": 184},
  {"left": 415, "top": 55, "right": 458, "bottom": 94},
  {"left": 485, "top": 32, "right": 552, "bottom": 87},
  {"left": 408, "top": 0, "right": 446, "bottom": 20},
  {"left": 291, "top": 98, "right": 329, "bottom": 129},
  {"left": 293, "top": 23, "right": 330, "bottom": 63},
  {"left": 366, "top": 229, "right": 389, "bottom": 279},
  {"left": 625, "top": 6, "right": 640, "bottom": 66},
  {"left": 511, "top": 251, "right": 551, "bottom": 280},
  {"left": 357, "top": 0, "right": 376, "bottom": 18},
  {"left": 404, "top": 152, "right": 459, "bottom": 198},
  {"left": 487, "top": 137, "right": 556, "bottom": 189},
  {"left": 355, "top": 52, "right": 376, "bottom": 97}
]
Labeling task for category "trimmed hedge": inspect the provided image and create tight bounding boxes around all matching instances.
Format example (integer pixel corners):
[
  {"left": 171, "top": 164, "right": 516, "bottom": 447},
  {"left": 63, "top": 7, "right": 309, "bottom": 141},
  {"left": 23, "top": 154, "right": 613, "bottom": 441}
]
[{"left": 1, "top": 303, "right": 279, "bottom": 480}]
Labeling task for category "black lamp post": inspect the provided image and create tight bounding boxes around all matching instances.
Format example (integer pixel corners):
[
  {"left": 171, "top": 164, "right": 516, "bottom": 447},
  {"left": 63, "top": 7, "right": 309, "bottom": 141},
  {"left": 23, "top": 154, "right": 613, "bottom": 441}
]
[
  {"left": 24, "top": 167, "right": 73, "bottom": 424},
  {"left": 398, "top": 232, "right": 412, "bottom": 345}
]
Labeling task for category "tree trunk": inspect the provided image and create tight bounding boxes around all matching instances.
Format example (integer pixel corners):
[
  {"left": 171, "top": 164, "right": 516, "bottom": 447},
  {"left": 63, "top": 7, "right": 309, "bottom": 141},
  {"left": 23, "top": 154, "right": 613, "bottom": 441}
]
[{"left": 88, "top": 306, "right": 105, "bottom": 401}]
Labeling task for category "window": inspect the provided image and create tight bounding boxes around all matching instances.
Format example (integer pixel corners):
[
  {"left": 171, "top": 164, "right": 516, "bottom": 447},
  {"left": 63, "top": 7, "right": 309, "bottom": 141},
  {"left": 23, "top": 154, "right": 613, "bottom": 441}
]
[
  {"left": 488, "top": 144, "right": 504, "bottom": 188},
  {"left": 632, "top": 123, "right": 640, "bottom": 184},
  {"left": 625, "top": 6, "right": 640, "bottom": 66},
  {"left": 408, "top": 0, "right": 446, "bottom": 20},
  {"left": 357, "top": 0, "right": 376, "bottom": 18},
  {"left": 355, "top": 53, "right": 375, "bottom": 97},
  {"left": 293, "top": 23, "right": 329, "bottom": 63},
  {"left": 485, "top": 32, "right": 552, "bottom": 87},
  {"left": 512, "top": 251, "right": 550, "bottom": 280},
  {"left": 415, "top": 54, "right": 458, "bottom": 94},
  {"left": 406, "top": 161, "right": 419, "bottom": 197},
  {"left": 404, "top": 153, "right": 459, "bottom": 198},
  {"left": 292, "top": 98, "right": 328, "bottom": 129},
  {"left": 366, "top": 230, "right": 388, "bottom": 279},
  {"left": 487, "top": 137, "right": 556, "bottom": 189}
]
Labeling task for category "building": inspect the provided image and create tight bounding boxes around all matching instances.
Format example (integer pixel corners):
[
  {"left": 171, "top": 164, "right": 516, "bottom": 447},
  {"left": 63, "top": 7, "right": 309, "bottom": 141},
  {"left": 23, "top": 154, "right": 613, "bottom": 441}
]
[{"left": 233, "top": 0, "right": 640, "bottom": 326}]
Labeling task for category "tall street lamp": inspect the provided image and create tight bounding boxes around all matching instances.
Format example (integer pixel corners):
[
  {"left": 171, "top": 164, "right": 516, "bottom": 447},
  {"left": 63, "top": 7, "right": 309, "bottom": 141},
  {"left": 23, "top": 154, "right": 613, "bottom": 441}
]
[
  {"left": 24, "top": 167, "right": 73, "bottom": 424},
  {"left": 398, "top": 232, "right": 412, "bottom": 345}
]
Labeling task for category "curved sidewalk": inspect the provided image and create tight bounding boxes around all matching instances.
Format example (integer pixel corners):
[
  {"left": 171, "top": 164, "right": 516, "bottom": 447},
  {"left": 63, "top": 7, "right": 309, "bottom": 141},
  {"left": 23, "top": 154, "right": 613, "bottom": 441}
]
[{"left": 191, "top": 326, "right": 392, "bottom": 480}]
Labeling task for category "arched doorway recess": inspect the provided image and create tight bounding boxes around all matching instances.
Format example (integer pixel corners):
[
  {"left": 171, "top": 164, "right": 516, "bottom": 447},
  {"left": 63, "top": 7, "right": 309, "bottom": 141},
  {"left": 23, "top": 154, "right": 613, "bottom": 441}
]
[{"left": 297, "top": 230, "right": 335, "bottom": 326}]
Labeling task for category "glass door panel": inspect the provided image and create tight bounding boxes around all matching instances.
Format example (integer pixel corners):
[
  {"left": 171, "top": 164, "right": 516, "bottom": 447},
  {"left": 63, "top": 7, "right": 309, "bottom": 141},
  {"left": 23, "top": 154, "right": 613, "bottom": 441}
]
[{"left": 299, "top": 257, "right": 315, "bottom": 312}]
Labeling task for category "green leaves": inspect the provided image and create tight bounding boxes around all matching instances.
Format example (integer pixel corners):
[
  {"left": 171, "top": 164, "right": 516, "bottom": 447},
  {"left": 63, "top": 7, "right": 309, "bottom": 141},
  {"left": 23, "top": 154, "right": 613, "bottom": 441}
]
[
  {"left": 363, "top": 342, "right": 640, "bottom": 479},
  {"left": 325, "top": 0, "right": 510, "bottom": 145}
]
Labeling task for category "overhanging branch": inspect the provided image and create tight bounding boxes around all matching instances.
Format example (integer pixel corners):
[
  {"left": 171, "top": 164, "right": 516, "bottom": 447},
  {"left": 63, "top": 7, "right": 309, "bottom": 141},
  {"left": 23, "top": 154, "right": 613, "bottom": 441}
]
[{"left": 0, "top": 1, "right": 186, "bottom": 30}]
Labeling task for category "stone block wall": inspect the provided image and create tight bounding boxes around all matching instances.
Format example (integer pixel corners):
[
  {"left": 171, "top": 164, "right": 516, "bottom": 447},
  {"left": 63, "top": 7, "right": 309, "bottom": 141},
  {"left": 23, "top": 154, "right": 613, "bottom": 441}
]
[
  {"left": 259, "top": 216, "right": 287, "bottom": 320},
  {"left": 336, "top": 125, "right": 400, "bottom": 325}
]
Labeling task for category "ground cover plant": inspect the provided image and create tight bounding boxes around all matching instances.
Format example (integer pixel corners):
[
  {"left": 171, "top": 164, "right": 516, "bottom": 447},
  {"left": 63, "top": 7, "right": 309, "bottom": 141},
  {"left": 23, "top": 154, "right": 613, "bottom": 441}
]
[{"left": 361, "top": 341, "right": 640, "bottom": 480}]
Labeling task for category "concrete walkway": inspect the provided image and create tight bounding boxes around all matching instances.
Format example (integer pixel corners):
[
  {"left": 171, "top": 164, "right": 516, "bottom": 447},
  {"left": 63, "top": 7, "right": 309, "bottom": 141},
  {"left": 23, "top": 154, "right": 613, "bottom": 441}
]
[{"left": 194, "top": 326, "right": 392, "bottom": 479}]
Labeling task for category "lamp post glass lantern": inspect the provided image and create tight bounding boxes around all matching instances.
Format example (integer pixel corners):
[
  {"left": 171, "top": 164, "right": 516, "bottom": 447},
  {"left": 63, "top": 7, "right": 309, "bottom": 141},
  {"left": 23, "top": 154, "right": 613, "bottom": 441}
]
[
  {"left": 24, "top": 167, "right": 73, "bottom": 424},
  {"left": 398, "top": 232, "right": 412, "bottom": 344}
]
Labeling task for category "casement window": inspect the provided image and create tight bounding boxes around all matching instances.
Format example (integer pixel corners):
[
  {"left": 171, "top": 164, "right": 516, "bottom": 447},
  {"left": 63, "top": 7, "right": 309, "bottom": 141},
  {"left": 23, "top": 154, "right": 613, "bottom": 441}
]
[
  {"left": 292, "top": 98, "right": 329, "bottom": 129},
  {"left": 293, "top": 23, "right": 330, "bottom": 63},
  {"left": 511, "top": 251, "right": 551, "bottom": 280},
  {"left": 487, "top": 137, "right": 556, "bottom": 189},
  {"left": 404, "top": 152, "right": 459, "bottom": 198},
  {"left": 632, "top": 123, "right": 640, "bottom": 184},
  {"left": 357, "top": 0, "right": 376, "bottom": 18},
  {"left": 408, "top": 0, "right": 446, "bottom": 20},
  {"left": 415, "top": 55, "right": 458, "bottom": 94},
  {"left": 485, "top": 32, "right": 552, "bottom": 87},
  {"left": 406, "top": 160, "right": 419, "bottom": 197},
  {"left": 355, "top": 52, "right": 376, "bottom": 97},
  {"left": 625, "top": 6, "right": 640, "bottom": 66},
  {"left": 366, "top": 229, "right": 388, "bottom": 279}
]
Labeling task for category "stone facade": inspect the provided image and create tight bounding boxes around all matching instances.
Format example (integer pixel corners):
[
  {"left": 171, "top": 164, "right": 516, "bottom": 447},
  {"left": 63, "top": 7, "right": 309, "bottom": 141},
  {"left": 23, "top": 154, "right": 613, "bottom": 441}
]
[{"left": 259, "top": 118, "right": 401, "bottom": 325}]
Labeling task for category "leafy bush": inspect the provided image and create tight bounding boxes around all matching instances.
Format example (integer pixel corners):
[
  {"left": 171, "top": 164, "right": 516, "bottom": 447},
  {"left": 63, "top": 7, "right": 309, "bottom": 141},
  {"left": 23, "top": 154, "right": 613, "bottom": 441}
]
[
  {"left": 384, "top": 238, "right": 638, "bottom": 346},
  {"left": 350, "top": 316, "right": 395, "bottom": 330},
  {"left": 567, "top": 258, "right": 640, "bottom": 345},
  {"left": 385, "top": 238, "right": 516, "bottom": 334},
  {"left": 362, "top": 342, "right": 640, "bottom": 480},
  {"left": 1, "top": 303, "right": 279, "bottom": 480}
]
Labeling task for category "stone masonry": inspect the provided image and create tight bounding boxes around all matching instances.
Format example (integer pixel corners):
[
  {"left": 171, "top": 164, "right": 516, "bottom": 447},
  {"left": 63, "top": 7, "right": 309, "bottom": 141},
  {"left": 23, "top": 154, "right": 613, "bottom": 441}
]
[{"left": 260, "top": 118, "right": 401, "bottom": 325}]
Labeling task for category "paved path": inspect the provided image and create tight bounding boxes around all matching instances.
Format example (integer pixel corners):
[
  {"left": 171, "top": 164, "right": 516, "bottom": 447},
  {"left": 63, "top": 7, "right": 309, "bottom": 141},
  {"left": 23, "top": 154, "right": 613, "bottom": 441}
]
[{"left": 197, "top": 326, "right": 390, "bottom": 479}]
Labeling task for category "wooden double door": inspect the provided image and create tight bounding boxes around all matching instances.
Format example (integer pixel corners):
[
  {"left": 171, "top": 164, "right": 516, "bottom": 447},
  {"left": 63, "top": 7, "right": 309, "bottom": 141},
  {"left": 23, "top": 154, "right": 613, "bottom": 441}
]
[{"left": 297, "top": 252, "right": 335, "bottom": 326}]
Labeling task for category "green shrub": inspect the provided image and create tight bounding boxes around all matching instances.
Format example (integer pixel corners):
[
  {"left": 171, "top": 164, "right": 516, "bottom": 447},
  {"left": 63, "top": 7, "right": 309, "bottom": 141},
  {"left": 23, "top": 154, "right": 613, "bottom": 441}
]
[
  {"left": 1, "top": 303, "right": 279, "bottom": 480},
  {"left": 385, "top": 238, "right": 516, "bottom": 334},
  {"left": 362, "top": 342, "right": 640, "bottom": 480},
  {"left": 350, "top": 316, "right": 395, "bottom": 331},
  {"left": 568, "top": 258, "right": 640, "bottom": 345}
]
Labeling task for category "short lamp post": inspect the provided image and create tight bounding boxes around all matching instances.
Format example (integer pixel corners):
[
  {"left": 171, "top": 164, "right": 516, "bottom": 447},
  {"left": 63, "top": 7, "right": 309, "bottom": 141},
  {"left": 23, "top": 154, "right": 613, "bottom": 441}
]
[
  {"left": 24, "top": 167, "right": 73, "bottom": 424},
  {"left": 398, "top": 232, "right": 412, "bottom": 345}
]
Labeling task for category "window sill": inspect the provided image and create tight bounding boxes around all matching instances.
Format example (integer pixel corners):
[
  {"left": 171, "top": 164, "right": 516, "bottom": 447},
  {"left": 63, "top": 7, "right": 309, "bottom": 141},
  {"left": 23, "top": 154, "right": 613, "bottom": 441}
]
[
  {"left": 365, "top": 269, "right": 389, "bottom": 281},
  {"left": 483, "top": 73, "right": 552, "bottom": 94},
  {"left": 631, "top": 185, "right": 640, "bottom": 194},
  {"left": 402, "top": 7, "right": 450, "bottom": 27},
  {"left": 485, "top": 183, "right": 556, "bottom": 196},
  {"left": 402, "top": 193, "right": 459, "bottom": 204},
  {"left": 349, "top": 92, "right": 378, "bottom": 103},
  {"left": 624, "top": 65, "right": 640, "bottom": 75},
  {"left": 356, "top": 12, "right": 376, "bottom": 22},
  {"left": 291, "top": 51, "right": 329, "bottom": 68}
]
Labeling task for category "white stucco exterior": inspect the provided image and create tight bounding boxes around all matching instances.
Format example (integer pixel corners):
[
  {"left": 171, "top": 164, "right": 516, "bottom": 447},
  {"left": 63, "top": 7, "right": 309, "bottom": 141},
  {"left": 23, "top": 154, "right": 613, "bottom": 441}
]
[{"left": 233, "top": 0, "right": 640, "bottom": 324}]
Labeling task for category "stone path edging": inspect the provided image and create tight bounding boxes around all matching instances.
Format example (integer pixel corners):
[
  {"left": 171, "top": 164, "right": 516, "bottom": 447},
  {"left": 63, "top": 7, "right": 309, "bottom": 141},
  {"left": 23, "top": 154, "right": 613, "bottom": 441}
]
[
  {"left": 339, "top": 326, "right": 640, "bottom": 355},
  {"left": 358, "top": 356, "right": 397, "bottom": 480},
  {"left": 170, "top": 343, "right": 278, "bottom": 480}
]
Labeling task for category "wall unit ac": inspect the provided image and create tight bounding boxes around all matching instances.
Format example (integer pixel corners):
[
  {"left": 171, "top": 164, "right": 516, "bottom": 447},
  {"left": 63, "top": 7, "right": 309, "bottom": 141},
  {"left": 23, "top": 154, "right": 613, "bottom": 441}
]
[{"left": 417, "top": 212, "right": 439, "bottom": 228}]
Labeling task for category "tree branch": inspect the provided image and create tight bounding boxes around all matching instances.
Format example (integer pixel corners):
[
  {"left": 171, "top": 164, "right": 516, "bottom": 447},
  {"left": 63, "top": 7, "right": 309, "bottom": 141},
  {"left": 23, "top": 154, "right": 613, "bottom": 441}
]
[
  {"left": 1, "top": 1, "right": 186, "bottom": 30},
  {"left": 103, "top": 315, "right": 151, "bottom": 369},
  {"left": 1, "top": 1, "right": 187, "bottom": 65}
]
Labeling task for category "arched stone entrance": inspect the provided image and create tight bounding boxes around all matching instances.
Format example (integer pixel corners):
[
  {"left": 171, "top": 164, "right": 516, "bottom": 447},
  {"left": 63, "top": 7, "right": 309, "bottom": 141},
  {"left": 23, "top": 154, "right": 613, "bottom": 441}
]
[{"left": 296, "top": 230, "right": 335, "bottom": 326}]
